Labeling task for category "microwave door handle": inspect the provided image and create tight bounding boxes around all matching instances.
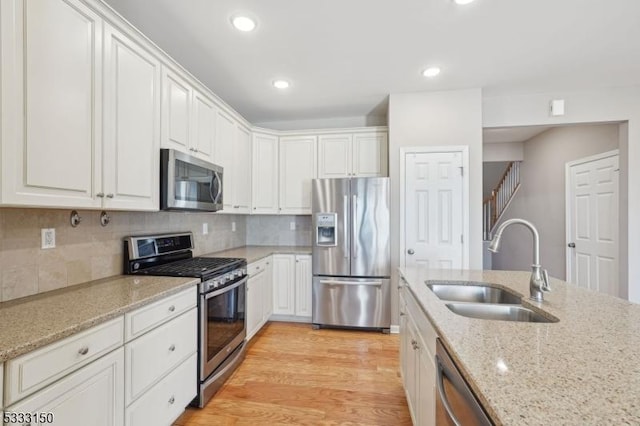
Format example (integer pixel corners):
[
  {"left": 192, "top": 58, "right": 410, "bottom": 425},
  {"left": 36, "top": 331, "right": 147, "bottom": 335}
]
[{"left": 210, "top": 172, "right": 222, "bottom": 203}]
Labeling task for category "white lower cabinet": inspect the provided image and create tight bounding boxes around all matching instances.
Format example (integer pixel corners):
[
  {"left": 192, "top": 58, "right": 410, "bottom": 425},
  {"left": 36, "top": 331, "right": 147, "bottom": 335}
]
[
  {"left": 125, "top": 353, "right": 196, "bottom": 426},
  {"left": 246, "top": 257, "right": 273, "bottom": 340},
  {"left": 400, "top": 283, "right": 436, "bottom": 426},
  {"left": 6, "top": 348, "right": 124, "bottom": 426},
  {"left": 272, "top": 254, "right": 312, "bottom": 321}
]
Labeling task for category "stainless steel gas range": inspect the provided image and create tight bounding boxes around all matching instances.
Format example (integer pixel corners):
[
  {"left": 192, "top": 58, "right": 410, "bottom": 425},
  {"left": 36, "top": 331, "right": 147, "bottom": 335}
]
[{"left": 123, "top": 232, "right": 247, "bottom": 408}]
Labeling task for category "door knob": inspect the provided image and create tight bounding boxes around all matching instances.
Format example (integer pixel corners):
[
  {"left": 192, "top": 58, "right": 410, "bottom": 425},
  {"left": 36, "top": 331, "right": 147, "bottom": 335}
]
[
  {"left": 568, "top": 243, "right": 576, "bottom": 248},
  {"left": 407, "top": 249, "right": 415, "bottom": 255}
]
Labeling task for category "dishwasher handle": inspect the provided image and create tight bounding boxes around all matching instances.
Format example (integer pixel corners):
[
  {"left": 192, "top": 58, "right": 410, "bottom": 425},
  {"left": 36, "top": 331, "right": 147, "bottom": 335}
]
[{"left": 436, "top": 354, "right": 462, "bottom": 426}]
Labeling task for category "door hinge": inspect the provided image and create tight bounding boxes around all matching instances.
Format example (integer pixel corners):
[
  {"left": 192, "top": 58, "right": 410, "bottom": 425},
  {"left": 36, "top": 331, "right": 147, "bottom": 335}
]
[
  {"left": 460, "top": 234, "right": 464, "bottom": 244},
  {"left": 459, "top": 167, "right": 464, "bottom": 176}
]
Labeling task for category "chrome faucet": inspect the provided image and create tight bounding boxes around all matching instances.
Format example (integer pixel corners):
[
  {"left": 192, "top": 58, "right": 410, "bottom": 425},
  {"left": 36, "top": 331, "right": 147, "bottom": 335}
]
[{"left": 488, "top": 218, "right": 551, "bottom": 302}]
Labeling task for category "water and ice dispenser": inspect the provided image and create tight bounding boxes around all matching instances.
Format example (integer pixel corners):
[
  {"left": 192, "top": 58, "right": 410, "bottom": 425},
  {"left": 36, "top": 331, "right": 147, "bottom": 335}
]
[{"left": 315, "top": 213, "right": 337, "bottom": 246}]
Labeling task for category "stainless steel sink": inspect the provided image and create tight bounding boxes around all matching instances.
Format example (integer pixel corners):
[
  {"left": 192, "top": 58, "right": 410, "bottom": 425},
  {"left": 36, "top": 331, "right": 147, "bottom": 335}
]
[
  {"left": 427, "top": 283, "right": 521, "bottom": 304},
  {"left": 445, "top": 303, "right": 557, "bottom": 323}
]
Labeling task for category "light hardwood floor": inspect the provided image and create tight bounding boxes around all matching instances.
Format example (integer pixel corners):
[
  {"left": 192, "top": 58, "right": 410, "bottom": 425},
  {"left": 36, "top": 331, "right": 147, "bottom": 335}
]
[{"left": 174, "top": 322, "right": 412, "bottom": 425}]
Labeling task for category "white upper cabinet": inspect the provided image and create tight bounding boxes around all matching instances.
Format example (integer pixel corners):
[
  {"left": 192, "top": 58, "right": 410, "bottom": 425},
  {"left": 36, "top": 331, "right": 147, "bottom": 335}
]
[
  {"left": 0, "top": 0, "right": 103, "bottom": 208},
  {"left": 352, "top": 132, "right": 388, "bottom": 177},
  {"left": 215, "top": 110, "right": 236, "bottom": 212},
  {"left": 318, "top": 134, "right": 352, "bottom": 178},
  {"left": 317, "top": 131, "right": 388, "bottom": 178},
  {"left": 233, "top": 125, "right": 252, "bottom": 213},
  {"left": 161, "top": 67, "right": 191, "bottom": 153},
  {"left": 191, "top": 90, "right": 216, "bottom": 162},
  {"left": 279, "top": 136, "right": 317, "bottom": 214},
  {"left": 251, "top": 132, "right": 279, "bottom": 214},
  {"left": 103, "top": 23, "right": 161, "bottom": 211}
]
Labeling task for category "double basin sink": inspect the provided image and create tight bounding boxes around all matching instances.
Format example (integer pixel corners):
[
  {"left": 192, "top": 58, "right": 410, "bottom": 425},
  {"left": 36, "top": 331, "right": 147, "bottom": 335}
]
[{"left": 427, "top": 283, "right": 557, "bottom": 323}]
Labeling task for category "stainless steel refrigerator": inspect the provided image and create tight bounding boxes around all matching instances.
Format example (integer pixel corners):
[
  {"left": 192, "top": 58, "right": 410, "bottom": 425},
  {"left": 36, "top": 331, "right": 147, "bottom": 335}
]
[{"left": 311, "top": 177, "right": 391, "bottom": 332}]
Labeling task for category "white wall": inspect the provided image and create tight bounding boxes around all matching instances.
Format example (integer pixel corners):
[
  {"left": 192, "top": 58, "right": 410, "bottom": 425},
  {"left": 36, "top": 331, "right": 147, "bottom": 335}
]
[
  {"left": 389, "top": 88, "right": 483, "bottom": 323},
  {"left": 483, "top": 85, "right": 640, "bottom": 302},
  {"left": 491, "top": 124, "right": 620, "bottom": 280},
  {"left": 483, "top": 142, "right": 524, "bottom": 161},
  {"left": 253, "top": 115, "right": 387, "bottom": 131}
]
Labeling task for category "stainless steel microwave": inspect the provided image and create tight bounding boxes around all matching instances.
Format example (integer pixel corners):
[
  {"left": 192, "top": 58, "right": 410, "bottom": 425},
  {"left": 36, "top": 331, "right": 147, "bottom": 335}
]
[{"left": 160, "top": 149, "right": 223, "bottom": 212}]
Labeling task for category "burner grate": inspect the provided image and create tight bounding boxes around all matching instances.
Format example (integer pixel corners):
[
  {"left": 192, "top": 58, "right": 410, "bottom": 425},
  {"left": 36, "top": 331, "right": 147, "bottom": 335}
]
[{"left": 140, "top": 257, "right": 243, "bottom": 277}]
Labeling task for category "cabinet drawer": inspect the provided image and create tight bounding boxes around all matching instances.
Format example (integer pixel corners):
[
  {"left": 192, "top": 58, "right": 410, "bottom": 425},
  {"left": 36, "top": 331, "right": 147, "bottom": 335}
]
[
  {"left": 6, "top": 348, "right": 124, "bottom": 426},
  {"left": 125, "top": 353, "right": 196, "bottom": 426},
  {"left": 247, "top": 257, "right": 270, "bottom": 277},
  {"left": 5, "top": 316, "right": 124, "bottom": 406},
  {"left": 125, "top": 287, "right": 197, "bottom": 342},
  {"left": 125, "top": 308, "right": 197, "bottom": 405},
  {"left": 405, "top": 288, "right": 437, "bottom": 358}
]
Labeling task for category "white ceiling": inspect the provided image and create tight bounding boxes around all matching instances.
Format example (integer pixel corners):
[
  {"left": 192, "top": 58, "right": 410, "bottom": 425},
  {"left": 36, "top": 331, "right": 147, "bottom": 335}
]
[{"left": 103, "top": 0, "right": 640, "bottom": 125}]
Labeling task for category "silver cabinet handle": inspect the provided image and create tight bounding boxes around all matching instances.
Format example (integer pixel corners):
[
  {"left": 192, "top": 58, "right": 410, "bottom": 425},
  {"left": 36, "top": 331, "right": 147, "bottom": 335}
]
[
  {"left": 168, "top": 305, "right": 176, "bottom": 312},
  {"left": 319, "top": 279, "right": 382, "bottom": 287},
  {"left": 78, "top": 346, "right": 89, "bottom": 356},
  {"left": 407, "top": 249, "right": 415, "bottom": 255},
  {"left": 169, "top": 344, "right": 176, "bottom": 352},
  {"left": 168, "top": 396, "right": 175, "bottom": 404},
  {"left": 106, "top": 193, "right": 114, "bottom": 198},
  {"left": 96, "top": 192, "right": 105, "bottom": 198}
]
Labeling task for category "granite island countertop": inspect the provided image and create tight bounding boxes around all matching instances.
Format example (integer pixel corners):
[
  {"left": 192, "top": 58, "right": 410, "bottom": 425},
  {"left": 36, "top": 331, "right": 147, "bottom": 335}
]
[
  {"left": 204, "top": 245, "right": 311, "bottom": 263},
  {"left": 0, "top": 275, "right": 199, "bottom": 362},
  {"left": 399, "top": 267, "right": 640, "bottom": 426}
]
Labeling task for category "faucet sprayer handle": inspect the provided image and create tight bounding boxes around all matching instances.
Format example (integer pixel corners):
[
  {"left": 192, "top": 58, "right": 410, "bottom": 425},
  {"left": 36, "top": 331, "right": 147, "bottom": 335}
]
[{"left": 542, "top": 269, "right": 551, "bottom": 292}]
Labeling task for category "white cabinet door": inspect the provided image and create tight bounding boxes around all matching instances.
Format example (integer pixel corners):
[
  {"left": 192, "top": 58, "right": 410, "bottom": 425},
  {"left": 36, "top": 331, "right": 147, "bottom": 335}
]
[
  {"left": 233, "top": 125, "right": 252, "bottom": 213},
  {"left": 7, "top": 348, "right": 124, "bottom": 426},
  {"left": 272, "top": 255, "right": 296, "bottom": 315},
  {"left": 294, "top": 255, "right": 313, "bottom": 317},
  {"left": 0, "top": 0, "right": 102, "bottom": 208},
  {"left": 404, "top": 315, "right": 420, "bottom": 424},
  {"left": 352, "top": 132, "right": 387, "bottom": 177},
  {"left": 417, "top": 346, "right": 436, "bottom": 426},
  {"left": 318, "top": 134, "right": 352, "bottom": 178},
  {"left": 262, "top": 259, "right": 274, "bottom": 321},
  {"left": 103, "top": 23, "right": 161, "bottom": 211},
  {"left": 161, "top": 67, "right": 192, "bottom": 153},
  {"left": 251, "top": 133, "right": 279, "bottom": 214},
  {"left": 215, "top": 110, "right": 236, "bottom": 212},
  {"left": 279, "top": 136, "right": 317, "bottom": 214},
  {"left": 246, "top": 270, "right": 265, "bottom": 341},
  {"left": 191, "top": 90, "right": 216, "bottom": 162}
]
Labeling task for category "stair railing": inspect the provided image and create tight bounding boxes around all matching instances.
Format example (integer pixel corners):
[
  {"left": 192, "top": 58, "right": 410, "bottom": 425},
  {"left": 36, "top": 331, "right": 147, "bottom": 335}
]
[{"left": 483, "top": 161, "right": 521, "bottom": 240}]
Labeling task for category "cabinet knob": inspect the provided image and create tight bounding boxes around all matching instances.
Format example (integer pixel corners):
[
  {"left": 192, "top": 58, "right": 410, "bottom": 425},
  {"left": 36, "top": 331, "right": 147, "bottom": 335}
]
[
  {"left": 106, "top": 193, "right": 114, "bottom": 198},
  {"left": 78, "top": 346, "right": 89, "bottom": 356},
  {"left": 568, "top": 242, "right": 576, "bottom": 248},
  {"left": 400, "top": 312, "right": 406, "bottom": 316},
  {"left": 168, "top": 396, "right": 175, "bottom": 404},
  {"left": 169, "top": 344, "right": 176, "bottom": 352},
  {"left": 168, "top": 305, "right": 176, "bottom": 312},
  {"left": 96, "top": 192, "right": 105, "bottom": 198}
]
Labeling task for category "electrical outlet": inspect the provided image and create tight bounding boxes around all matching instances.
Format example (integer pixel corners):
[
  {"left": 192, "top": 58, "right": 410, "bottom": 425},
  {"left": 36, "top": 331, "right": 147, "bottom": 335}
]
[
  {"left": 232, "top": 222, "right": 236, "bottom": 232},
  {"left": 290, "top": 221, "right": 296, "bottom": 231},
  {"left": 41, "top": 228, "right": 56, "bottom": 249},
  {"left": 202, "top": 223, "right": 209, "bottom": 235}
]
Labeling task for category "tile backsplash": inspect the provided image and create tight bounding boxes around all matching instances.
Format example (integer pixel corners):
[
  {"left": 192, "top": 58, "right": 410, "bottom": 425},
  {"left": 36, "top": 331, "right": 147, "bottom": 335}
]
[
  {"left": 0, "top": 208, "right": 246, "bottom": 302},
  {"left": 246, "top": 215, "right": 312, "bottom": 246}
]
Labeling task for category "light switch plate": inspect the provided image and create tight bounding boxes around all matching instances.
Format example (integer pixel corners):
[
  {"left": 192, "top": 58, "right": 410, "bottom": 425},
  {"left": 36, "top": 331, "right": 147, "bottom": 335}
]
[
  {"left": 202, "top": 223, "right": 208, "bottom": 235},
  {"left": 290, "top": 222, "right": 296, "bottom": 231},
  {"left": 41, "top": 228, "right": 56, "bottom": 249},
  {"left": 232, "top": 222, "right": 236, "bottom": 232}
]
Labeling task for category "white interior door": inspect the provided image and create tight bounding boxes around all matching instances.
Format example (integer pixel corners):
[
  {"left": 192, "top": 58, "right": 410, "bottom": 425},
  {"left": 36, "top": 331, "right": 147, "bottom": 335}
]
[
  {"left": 403, "top": 151, "right": 464, "bottom": 269},
  {"left": 567, "top": 152, "right": 619, "bottom": 296}
]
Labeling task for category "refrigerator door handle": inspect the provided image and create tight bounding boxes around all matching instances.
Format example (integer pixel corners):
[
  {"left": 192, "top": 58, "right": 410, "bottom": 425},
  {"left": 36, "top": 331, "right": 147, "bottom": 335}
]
[
  {"left": 319, "top": 279, "right": 382, "bottom": 287},
  {"left": 343, "top": 195, "right": 349, "bottom": 258},
  {"left": 352, "top": 195, "right": 358, "bottom": 259}
]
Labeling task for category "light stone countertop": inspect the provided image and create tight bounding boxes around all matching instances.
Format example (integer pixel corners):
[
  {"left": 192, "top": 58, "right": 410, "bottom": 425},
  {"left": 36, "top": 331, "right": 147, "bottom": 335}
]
[
  {"left": 204, "top": 245, "right": 312, "bottom": 264},
  {"left": 399, "top": 267, "right": 640, "bottom": 426},
  {"left": 0, "top": 275, "right": 199, "bottom": 362}
]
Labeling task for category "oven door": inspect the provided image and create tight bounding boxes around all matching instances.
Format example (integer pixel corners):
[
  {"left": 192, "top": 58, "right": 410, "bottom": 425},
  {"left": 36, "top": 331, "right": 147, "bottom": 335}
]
[
  {"left": 200, "top": 277, "right": 246, "bottom": 380},
  {"left": 161, "top": 149, "right": 223, "bottom": 212}
]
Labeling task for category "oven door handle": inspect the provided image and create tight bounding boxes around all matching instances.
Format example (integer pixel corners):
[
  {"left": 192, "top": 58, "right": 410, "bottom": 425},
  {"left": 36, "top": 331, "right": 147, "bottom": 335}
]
[{"left": 204, "top": 277, "right": 247, "bottom": 300}]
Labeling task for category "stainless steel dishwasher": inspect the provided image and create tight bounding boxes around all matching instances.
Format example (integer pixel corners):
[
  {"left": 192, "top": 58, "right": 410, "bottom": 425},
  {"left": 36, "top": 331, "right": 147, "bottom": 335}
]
[{"left": 435, "top": 339, "right": 493, "bottom": 426}]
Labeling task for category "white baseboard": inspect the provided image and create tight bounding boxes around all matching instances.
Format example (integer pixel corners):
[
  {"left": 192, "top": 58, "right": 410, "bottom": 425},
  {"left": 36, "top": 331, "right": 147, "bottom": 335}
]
[{"left": 390, "top": 324, "right": 400, "bottom": 334}]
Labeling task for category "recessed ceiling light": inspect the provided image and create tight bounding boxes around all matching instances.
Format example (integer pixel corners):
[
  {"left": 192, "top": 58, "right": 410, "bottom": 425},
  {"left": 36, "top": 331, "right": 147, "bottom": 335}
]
[
  {"left": 454, "top": 0, "right": 476, "bottom": 4},
  {"left": 231, "top": 15, "right": 256, "bottom": 32},
  {"left": 422, "top": 67, "right": 441, "bottom": 78},
  {"left": 273, "top": 80, "right": 290, "bottom": 89}
]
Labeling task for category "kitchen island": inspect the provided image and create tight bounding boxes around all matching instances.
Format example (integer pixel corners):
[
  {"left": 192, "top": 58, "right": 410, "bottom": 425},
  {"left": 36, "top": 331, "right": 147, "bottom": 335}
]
[{"left": 399, "top": 267, "right": 640, "bottom": 425}]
